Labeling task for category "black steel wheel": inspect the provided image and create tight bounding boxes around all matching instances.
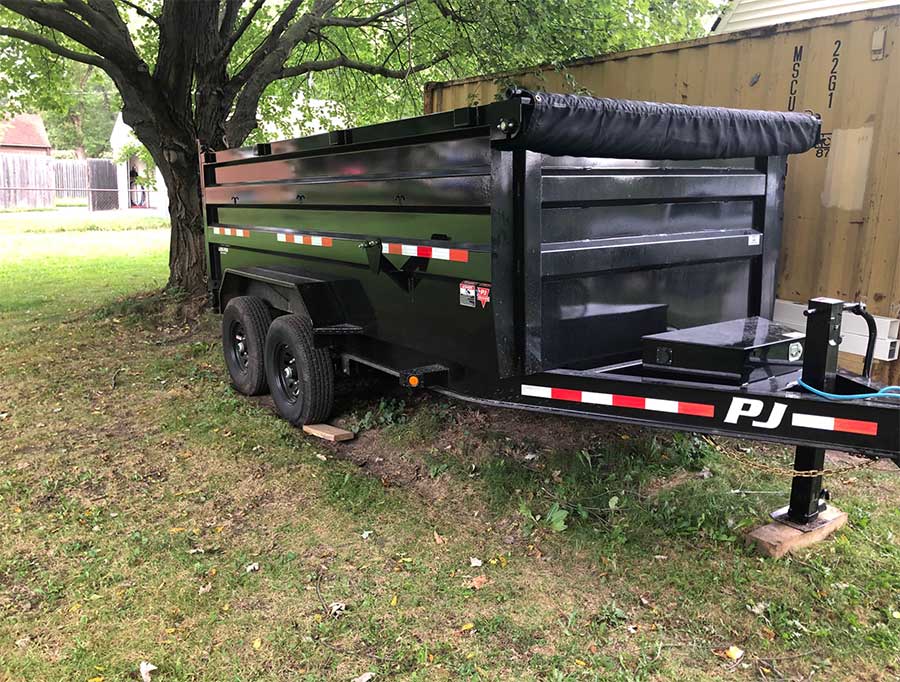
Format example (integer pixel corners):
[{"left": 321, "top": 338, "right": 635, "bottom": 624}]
[
  {"left": 264, "top": 314, "right": 334, "bottom": 426},
  {"left": 221, "top": 296, "right": 273, "bottom": 396}
]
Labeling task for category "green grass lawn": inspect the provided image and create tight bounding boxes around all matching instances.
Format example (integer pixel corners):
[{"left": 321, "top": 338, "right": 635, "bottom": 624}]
[
  {"left": 0, "top": 209, "right": 168, "bottom": 235},
  {"left": 0, "top": 225, "right": 898, "bottom": 681}
]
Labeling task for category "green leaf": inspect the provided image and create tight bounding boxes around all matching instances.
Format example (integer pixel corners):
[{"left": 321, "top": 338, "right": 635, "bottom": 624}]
[{"left": 546, "top": 503, "right": 569, "bottom": 533}]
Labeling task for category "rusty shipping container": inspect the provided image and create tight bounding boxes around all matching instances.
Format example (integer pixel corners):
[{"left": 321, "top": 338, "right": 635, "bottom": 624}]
[{"left": 424, "top": 7, "right": 900, "bottom": 378}]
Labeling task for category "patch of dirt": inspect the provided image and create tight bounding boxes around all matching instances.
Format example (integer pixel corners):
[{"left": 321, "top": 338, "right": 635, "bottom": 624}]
[
  {"left": 826, "top": 449, "right": 897, "bottom": 471},
  {"left": 644, "top": 468, "right": 714, "bottom": 498},
  {"left": 330, "top": 427, "right": 461, "bottom": 505},
  {"left": 328, "top": 395, "right": 624, "bottom": 506},
  {"left": 643, "top": 470, "right": 694, "bottom": 498},
  {"left": 250, "top": 377, "right": 652, "bottom": 515},
  {"left": 451, "top": 401, "right": 632, "bottom": 454},
  {"left": 0, "top": 583, "right": 43, "bottom": 614},
  {"left": 826, "top": 450, "right": 900, "bottom": 506}
]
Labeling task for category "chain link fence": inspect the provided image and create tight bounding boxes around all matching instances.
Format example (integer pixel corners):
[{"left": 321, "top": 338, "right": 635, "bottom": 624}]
[{"left": 0, "top": 186, "right": 168, "bottom": 211}]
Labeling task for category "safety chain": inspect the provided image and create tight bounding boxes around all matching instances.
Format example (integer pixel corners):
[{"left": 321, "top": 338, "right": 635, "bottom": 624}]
[{"left": 701, "top": 436, "right": 881, "bottom": 479}]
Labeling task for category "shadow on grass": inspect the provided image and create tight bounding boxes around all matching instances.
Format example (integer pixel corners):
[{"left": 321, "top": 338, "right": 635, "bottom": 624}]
[{"left": 91, "top": 287, "right": 211, "bottom": 330}]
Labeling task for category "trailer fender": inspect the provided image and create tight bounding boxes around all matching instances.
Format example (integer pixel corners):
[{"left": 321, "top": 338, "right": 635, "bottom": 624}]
[{"left": 219, "top": 267, "right": 371, "bottom": 339}]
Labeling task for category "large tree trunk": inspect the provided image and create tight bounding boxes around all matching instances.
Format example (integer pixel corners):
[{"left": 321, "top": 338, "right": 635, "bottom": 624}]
[{"left": 157, "top": 151, "right": 207, "bottom": 298}]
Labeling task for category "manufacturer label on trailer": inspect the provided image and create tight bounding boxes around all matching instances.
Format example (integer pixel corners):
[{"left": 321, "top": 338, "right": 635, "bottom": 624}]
[
  {"left": 460, "top": 281, "right": 491, "bottom": 308},
  {"left": 476, "top": 284, "right": 491, "bottom": 308},
  {"left": 724, "top": 397, "right": 877, "bottom": 435},
  {"left": 459, "top": 281, "right": 477, "bottom": 307}
]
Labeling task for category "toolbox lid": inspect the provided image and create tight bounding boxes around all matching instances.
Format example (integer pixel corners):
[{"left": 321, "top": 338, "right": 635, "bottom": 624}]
[
  {"left": 644, "top": 317, "right": 805, "bottom": 352},
  {"left": 642, "top": 317, "right": 806, "bottom": 383},
  {"left": 505, "top": 89, "right": 820, "bottom": 160}
]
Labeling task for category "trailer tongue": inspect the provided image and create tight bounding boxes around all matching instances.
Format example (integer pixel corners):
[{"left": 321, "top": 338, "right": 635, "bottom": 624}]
[{"left": 202, "top": 90, "right": 898, "bottom": 531}]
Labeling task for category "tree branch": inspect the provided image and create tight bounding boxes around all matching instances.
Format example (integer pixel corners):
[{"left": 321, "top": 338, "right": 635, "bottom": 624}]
[
  {"left": 0, "top": 25, "right": 104, "bottom": 66},
  {"left": 222, "top": 0, "right": 266, "bottom": 54},
  {"left": 0, "top": 0, "right": 141, "bottom": 68},
  {"left": 119, "top": 0, "right": 160, "bottom": 26},
  {"left": 314, "top": 0, "right": 409, "bottom": 28},
  {"left": 224, "top": 0, "right": 445, "bottom": 145},
  {"left": 218, "top": 0, "right": 240, "bottom": 38},
  {"left": 227, "top": 0, "right": 306, "bottom": 89},
  {"left": 432, "top": 0, "right": 475, "bottom": 24},
  {"left": 280, "top": 50, "right": 450, "bottom": 80}
]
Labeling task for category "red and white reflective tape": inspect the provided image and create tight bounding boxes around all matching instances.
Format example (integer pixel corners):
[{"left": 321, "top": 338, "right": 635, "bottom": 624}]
[
  {"left": 382, "top": 242, "right": 469, "bottom": 263},
  {"left": 211, "top": 227, "right": 249, "bottom": 238},
  {"left": 277, "top": 233, "right": 333, "bottom": 247},
  {"left": 521, "top": 384, "right": 715, "bottom": 418},
  {"left": 791, "top": 413, "right": 878, "bottom": 436}
]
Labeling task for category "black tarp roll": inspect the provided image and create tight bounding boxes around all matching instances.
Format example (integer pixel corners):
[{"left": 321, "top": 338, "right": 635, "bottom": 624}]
[{"left": 505, "top": 89, "right": 820, "bottom": 159}]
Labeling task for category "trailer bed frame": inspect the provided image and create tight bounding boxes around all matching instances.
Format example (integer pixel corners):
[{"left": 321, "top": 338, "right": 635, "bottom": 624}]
[{"left": 202, "top": 94, "right": 898, "bottom": 531}]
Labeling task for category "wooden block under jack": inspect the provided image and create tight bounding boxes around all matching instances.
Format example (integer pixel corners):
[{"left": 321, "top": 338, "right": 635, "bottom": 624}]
[
  {"left": 302, "top": 423, "right": 355, "bottom": 442},
  {"left": 745, "top": 506, "right": 848, "bottom": 559}
]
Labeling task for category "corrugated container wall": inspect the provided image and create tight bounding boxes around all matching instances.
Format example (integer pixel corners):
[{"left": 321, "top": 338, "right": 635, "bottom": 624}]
[{"left": 424, "top": 7, "right": 900, "bottom": 378}]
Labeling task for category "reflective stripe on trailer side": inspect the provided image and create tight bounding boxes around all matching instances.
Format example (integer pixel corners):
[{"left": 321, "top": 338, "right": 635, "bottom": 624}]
[
  {"left": 792, "top": 413, "right": 878, "bottom": 436},
  {"left": 277, "top": 233, "right": 334, "bottom": 247},
  {"left": 382, "top": 242, "right": 469, "bottom": 262},
  {"left": 211, "top": 227, "right": 249, "bottom": 237},
  {"left": 521, "top": 384, "right": 716, "bottom": 418}
]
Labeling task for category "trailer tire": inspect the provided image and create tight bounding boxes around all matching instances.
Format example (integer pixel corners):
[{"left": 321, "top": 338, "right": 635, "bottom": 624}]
[
  {"left": 222, "top": 296, "right": 273, "bottom": 396},
  {"left": 264, "top": 314, "right": 334, "bottom": 426}
]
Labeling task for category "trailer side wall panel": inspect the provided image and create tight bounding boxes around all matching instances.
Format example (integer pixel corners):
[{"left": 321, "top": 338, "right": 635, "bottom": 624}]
[{"left": 424, "top": 8, "right": 900, "bottom": 374}]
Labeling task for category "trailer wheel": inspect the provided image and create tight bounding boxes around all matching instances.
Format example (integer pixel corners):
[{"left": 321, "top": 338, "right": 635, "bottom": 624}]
[
  {"left": 222, "top": 296, "right": 273, "bottom": 396},
  {"left": 264, "top": 314, "right": 334, "bottom": 426}
]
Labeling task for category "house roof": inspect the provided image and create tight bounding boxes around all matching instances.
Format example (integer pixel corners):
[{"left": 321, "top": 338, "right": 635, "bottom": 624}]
[
  {"left": 0, "top": 113, "right": 51, "bottom": 149},
  {"left": 713, "top": 0, "right": 899, "bottom": 33}
]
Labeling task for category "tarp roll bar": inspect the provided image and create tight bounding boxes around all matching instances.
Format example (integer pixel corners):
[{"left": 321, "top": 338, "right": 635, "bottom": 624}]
[{"left": 504, "top": 88, "right": 821, "bottom": 159}]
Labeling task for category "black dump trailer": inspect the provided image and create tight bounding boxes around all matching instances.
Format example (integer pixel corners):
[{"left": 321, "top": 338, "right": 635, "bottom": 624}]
[{"left": 202, "top": 90, "right": 899, "bottom": 528}]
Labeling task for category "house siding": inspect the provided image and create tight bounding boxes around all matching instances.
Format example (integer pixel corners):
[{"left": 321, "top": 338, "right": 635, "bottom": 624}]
[{"left": 715, "top": 0, "right": 899, "bottom": 33}]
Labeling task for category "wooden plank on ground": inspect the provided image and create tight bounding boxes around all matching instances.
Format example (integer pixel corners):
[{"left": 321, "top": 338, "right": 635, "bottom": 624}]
[
  {"left": 745, "top": 506, "right": 848, "bottom": 559},
  {"left": 302, "top": 423, "right": 354, "bottom": 442}
]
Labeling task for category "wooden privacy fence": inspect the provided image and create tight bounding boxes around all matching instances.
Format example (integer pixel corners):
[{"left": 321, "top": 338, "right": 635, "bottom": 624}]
[
  {"left": 0, "top": 154, "right": 53, "bottom": 209},
  {"left": 53, "top": 159, "right": 90, "bottom": 200},
  {"left": 0, "top": 155, "right": 117, "bottom": 210}
]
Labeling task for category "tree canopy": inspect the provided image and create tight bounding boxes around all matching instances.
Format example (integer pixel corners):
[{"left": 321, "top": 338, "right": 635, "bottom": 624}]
[
  {"left": 0, "top": 0, "right": 712, "bottom": 294},
  {"left": 0, "top": 1, "right": 712, "bottom": 140},
  {"left": 40, "top": 64, "right": 119, "bottom": 157}
]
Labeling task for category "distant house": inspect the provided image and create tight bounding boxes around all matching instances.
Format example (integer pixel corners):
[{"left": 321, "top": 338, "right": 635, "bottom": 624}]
[
  {"left": 713, "top": 0, "right": 898, "bottom": 33},
  {"left": 109, "top": 113, "right": 168, "bottom": 211},
  {"left": 0, "top": 114, "right": 52, "bottom": 155}
]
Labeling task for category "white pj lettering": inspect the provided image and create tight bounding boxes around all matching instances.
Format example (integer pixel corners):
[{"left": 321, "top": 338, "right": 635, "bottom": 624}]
[{"left": 724, "top": 398, "right": 787, "bottom": 430}]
